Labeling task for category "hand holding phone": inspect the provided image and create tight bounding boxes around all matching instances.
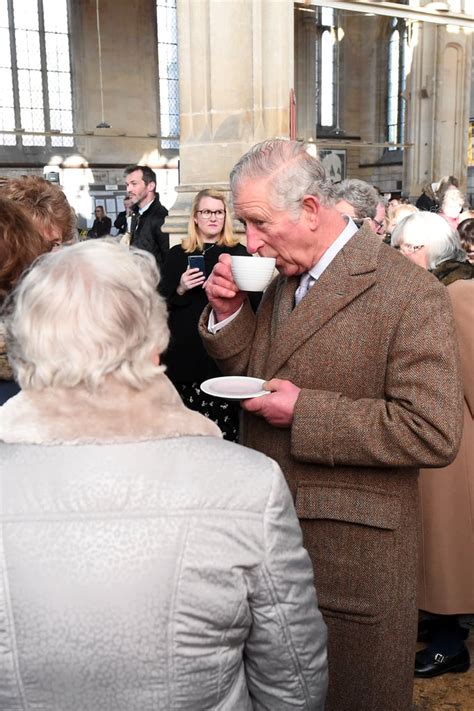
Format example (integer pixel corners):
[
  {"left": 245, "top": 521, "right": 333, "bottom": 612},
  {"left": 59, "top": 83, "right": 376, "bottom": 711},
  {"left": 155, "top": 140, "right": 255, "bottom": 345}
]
[
  {"left": 187, "top": 255, "right": 205, "bottom": 274},
  {"left": 177, "top": 255, "right": 206, "bottom": 295}
]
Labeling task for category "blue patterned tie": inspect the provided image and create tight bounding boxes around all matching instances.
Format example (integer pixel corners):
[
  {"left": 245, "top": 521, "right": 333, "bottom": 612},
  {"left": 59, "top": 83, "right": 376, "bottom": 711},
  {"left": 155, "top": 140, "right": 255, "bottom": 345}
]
[{"left": 294, "top": 273, "right": 315, "bottom": 306}]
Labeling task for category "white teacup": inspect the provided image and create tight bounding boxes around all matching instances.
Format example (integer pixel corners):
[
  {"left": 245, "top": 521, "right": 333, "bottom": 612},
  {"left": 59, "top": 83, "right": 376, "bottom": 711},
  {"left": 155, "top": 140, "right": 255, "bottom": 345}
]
[{"left": 231, "top": 256, "right": 276, "bottom": 291}]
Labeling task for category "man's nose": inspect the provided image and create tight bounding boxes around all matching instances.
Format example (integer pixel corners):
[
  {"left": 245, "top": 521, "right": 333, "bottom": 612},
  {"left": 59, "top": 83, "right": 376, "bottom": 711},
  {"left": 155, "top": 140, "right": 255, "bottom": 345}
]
[{"left": 245, "top": 225, "right": 263, "bottom": 254}]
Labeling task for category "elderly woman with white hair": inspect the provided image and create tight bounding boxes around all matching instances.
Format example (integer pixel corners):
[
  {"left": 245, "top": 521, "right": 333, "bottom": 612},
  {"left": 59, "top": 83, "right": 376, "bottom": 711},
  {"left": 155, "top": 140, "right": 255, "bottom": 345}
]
[
  {"left": 391, "top": 210, "right": 473, "bottom": 281},
  {"left": 0, "top": 240, "right": 327, "bottom": 710},
  {"left": 391, "top": 212, "right": 473, "bottom": 679}
]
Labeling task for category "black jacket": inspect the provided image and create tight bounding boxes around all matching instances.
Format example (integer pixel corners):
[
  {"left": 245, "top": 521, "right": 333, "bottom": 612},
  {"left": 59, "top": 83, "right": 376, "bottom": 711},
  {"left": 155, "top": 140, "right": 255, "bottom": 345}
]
[
  {"left": 89, "top": 216, "right": 112, "bottom": 238},
  {"left": 415, "top": 193, "right": 439, "bottom": 213},
  {"left": 114, "top": 211, "right": 128, "bottom": 235},
  {"left": 159, "top": 243, "right": 258, "bottom": 384},
  {"left": 131, "top": 196, "right": 169, "bottom": 268}
]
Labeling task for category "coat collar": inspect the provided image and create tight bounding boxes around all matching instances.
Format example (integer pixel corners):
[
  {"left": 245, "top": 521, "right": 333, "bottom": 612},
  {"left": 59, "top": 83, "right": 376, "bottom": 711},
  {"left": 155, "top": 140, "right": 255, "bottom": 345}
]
[
  {"left": 263, "top": 226, "right": 380, "bottom": 378},
  {"left": 0, "top": 373, "right": 222, "bottom": 445}
]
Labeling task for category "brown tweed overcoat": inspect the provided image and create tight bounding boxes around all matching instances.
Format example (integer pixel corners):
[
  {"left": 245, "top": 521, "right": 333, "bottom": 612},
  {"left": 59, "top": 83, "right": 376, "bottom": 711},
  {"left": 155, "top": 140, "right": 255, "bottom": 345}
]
[{"left": 200, "top": 227, "right": 463, "bottom": 711}]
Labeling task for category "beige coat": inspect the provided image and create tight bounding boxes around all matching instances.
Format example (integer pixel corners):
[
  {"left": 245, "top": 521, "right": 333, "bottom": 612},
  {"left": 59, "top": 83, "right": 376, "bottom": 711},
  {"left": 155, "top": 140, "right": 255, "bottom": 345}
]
[
  {"left": 418, "top": 278, "right": 474, "bottom": 614},
  {"left": 200, "top": 227, "right": 463, "bottom": 711}
]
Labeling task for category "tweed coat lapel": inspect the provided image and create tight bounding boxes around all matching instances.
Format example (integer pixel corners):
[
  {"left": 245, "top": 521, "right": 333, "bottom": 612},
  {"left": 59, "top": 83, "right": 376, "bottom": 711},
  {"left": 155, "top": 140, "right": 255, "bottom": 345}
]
[
  {"left": 264, "top": 227, "right": 380, "bottom": 379},
  {"left": 269, "top": 274, "right": 299, "bottom": 338}
]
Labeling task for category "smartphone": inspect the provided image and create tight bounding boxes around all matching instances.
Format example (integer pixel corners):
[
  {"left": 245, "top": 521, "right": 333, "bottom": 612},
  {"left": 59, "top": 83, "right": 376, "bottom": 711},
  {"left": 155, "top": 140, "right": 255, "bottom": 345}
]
[{"left": 188, "top": 255, "right": 205, "bottom": 275}]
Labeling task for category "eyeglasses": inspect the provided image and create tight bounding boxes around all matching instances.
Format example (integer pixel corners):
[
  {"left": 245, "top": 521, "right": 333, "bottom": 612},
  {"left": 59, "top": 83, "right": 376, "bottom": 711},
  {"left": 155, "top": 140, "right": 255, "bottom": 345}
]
[
  {"left": 394, "top": 244, "right": 424, "bottom": 254},
  {"left": 371, "top": 218, "right": 385, "bottom": 233},
  {"left": 196, "top": 209, "right": 226, "bottom": 220}
]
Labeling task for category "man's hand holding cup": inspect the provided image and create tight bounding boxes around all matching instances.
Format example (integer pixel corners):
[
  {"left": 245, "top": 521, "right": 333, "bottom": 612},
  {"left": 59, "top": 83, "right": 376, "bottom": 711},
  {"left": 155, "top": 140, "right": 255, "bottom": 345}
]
[
  {"left": 206, "top": 254, "right": 276, "bottom": 322},
  {"left": 205, "top": 254, "right": 246, "bottom": 322}
]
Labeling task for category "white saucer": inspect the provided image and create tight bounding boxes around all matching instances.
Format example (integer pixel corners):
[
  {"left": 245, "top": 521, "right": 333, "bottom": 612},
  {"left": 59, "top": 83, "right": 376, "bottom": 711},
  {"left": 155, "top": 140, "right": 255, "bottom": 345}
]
[{"left": 200, "top": 376, "right": 270, "bottom": 400}]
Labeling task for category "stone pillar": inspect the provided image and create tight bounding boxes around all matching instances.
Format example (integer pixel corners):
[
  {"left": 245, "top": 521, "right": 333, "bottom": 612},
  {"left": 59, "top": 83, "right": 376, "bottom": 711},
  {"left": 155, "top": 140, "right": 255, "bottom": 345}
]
[
  {"left": 164, "top": 0, "right": 294, "bottom": 244},
  {"left": 404, "top": 4, "right": 472, "bottom": 198}
]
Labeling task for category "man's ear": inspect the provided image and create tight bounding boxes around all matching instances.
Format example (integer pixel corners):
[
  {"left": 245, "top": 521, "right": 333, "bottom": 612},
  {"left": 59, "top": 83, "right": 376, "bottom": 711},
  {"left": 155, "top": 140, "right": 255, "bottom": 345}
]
[
  {"left": 301, "top": 195, "right": 320, "bottom": 229},
  {"left": 148, "top": 181, "right": 157, "bottom": 194}
]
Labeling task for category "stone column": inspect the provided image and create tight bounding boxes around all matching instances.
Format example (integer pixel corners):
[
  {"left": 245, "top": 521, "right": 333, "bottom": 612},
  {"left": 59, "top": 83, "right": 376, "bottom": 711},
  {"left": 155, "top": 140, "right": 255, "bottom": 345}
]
[
  {"left": 164, "top": 0, "right": 294, "bottom": 245},
  {"left": 404, "top": 4, "right": 472, "bottom": 198}
]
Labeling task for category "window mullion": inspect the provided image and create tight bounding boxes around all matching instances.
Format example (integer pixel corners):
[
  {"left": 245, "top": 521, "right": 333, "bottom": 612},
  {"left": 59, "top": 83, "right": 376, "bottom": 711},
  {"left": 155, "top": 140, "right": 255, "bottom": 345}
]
[
  {"left": 7, "top": 0, "right": 21, "bottom": 148},
  {"left": 37, "top": 0, "right": 50, "bottom": 147},
  {"left": 315, "top": 26, "right": 322, "bottom": 126},
  {"left": 397, "top": 24, "right": 405, "bottom": 145}
]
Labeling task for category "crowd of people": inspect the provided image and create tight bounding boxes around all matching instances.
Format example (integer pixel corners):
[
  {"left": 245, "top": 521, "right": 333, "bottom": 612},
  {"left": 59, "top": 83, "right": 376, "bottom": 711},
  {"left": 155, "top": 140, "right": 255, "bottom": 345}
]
[{"left": 0, "top": 146, "right": 472, "bottom": 710}]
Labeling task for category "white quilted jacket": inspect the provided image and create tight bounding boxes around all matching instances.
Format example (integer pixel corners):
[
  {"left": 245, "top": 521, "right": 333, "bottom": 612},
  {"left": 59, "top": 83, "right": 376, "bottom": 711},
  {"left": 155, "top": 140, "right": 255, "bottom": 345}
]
[{"left": 0, "top": 376, "right": 328, "bottom": 710}]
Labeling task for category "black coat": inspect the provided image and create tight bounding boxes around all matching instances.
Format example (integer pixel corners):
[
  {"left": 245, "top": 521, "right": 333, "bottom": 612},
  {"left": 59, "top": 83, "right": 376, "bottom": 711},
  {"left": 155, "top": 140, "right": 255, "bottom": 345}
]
[
  {"left": 415, "top": 193, "right": 439, "bottom": 212},
  {"left": 114, "top": 211, "right": 128, "bottom": 235},
  {"left": 89, "top": 216, "right": 112, "bottom": 238},
  {"left": 0, "top": 379, "right": 20, "bottom": 406},
  {"left": 131, "top": 196, "right": 169, "bottom": 268},
  {"left": 160, "top": 242, "right": 256, "bottom": 384}
]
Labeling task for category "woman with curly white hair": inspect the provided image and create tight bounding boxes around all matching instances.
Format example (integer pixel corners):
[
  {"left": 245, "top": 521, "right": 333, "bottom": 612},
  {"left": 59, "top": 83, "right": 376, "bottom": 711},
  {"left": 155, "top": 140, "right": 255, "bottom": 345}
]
[{"left": 0, "top": 240, "right": 327, "bottom": 710}]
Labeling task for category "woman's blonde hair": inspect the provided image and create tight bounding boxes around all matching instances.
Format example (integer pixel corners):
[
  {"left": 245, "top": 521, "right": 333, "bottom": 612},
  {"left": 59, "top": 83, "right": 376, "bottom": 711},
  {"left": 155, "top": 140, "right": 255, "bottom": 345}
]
[
  {"left": 182, "top": 189, "right": 239, "bottom": 253},
  {"left": 385, "top": 202, "right": 418, "bottom": 234}
]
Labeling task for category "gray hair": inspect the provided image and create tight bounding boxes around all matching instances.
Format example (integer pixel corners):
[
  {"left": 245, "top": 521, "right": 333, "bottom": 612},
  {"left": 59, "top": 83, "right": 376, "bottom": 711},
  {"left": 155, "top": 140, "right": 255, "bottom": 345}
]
[
  {"left": 229, "top": 139, "right": 337, "bottom": 218},
  {"left": 335, "top": 179, "right": 380, "bottom": 220},
  {"left": 4, "top": 240, "right": 170, "bottom": 391},
  {"left": 391, "top": 212, "right": 466, "bottom": 269}
]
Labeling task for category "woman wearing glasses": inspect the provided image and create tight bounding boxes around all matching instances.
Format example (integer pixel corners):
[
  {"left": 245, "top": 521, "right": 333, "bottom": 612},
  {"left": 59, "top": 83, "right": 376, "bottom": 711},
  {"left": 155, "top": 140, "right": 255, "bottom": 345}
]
[
  {"left": 391, "top": 211, "right": 473, "bottom": 679},
  {"left": 160, "top": 188, "right": 254, "bottom": 440}
]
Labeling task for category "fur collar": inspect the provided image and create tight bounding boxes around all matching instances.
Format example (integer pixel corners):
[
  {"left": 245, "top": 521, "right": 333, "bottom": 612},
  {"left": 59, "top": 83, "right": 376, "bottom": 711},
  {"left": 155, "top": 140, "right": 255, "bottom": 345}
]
[
  {"left": 431, "top": 259, "right": 474, "bottom": 286},
  {"left": 0, "top": 373, "right": 222, "bottom": 445}
]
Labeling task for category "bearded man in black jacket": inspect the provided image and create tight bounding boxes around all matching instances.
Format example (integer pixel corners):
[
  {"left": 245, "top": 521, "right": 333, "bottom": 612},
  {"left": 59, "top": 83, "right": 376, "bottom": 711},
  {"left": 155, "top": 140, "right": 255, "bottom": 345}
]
[{"left": 124, "top": 165, "right": 169, "bottom": 269}]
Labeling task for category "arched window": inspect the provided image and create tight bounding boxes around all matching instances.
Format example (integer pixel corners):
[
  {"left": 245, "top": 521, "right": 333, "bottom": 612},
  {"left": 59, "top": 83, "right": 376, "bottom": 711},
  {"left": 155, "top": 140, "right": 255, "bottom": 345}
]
[
  {"left": 315, "top": 7, "right": 336, "bottom": 130},
  {"left": 387, "top": 18, "right": 409, "bottom": 150},
  {"left": 156, "top": 0, "right": 179, "bottom": 150},
  {"left": 0, "top": 0, "right": 73, "bottom": 148}
]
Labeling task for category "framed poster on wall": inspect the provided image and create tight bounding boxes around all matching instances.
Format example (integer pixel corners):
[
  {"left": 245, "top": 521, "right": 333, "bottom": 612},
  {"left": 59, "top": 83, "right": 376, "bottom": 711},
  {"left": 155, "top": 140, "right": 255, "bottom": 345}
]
[{"left": 318, "top": 149, "right": 346, "bottom": 183}]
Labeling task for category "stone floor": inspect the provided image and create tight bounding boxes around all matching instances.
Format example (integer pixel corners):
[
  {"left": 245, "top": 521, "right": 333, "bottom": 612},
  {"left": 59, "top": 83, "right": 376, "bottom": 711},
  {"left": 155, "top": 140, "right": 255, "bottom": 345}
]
[{"left": 413, "top": 634, "right": 474, "bottom": 710}]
